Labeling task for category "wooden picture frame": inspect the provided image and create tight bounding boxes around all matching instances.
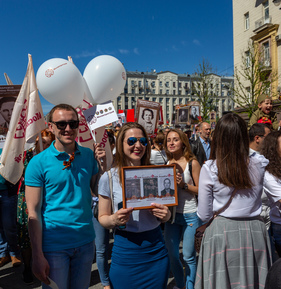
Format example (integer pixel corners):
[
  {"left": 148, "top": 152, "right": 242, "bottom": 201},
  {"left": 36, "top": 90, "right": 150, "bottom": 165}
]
[{"left": 121, "top": 164, "right": 178, "bottom": 210}]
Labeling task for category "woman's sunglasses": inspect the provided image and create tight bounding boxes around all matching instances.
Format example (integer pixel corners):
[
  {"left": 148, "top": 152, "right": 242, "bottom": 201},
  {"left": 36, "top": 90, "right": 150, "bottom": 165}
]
[
  {"left": 52, "top": 120, "right": 79, "bottom": 130},
  {"left": 126, "top": 137, "right": 148, "bottom": 147}
]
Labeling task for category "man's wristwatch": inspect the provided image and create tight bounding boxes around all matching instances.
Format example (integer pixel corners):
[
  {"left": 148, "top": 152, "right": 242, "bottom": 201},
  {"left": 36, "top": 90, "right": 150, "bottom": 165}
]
[{"left": 184, "top": 183, "right": 188, "bottom": 191}]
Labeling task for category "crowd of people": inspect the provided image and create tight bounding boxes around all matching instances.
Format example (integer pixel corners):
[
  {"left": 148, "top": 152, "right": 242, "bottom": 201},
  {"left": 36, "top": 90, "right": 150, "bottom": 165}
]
[{"left": 0, "top": 93, "right": 281, "bottom": 289}]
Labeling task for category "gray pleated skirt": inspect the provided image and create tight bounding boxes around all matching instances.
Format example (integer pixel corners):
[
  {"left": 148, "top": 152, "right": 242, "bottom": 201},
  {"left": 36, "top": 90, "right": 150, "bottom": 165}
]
[{"left": 195, "top": 216, "right": 272, "bottom": 289}]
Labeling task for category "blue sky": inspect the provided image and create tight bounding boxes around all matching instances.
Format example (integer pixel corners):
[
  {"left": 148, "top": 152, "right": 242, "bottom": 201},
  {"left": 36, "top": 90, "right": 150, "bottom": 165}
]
[{"left": 0, "top": 0, "right": 233, "bottom": 114}]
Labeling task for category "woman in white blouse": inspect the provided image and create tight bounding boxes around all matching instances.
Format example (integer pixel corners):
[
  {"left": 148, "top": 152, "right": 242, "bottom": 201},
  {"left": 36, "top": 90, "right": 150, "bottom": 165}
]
[
  {"left": 261, "top": 130, "right": 281, "bottom": 258},
  {"left": 195, "top": 113, "right": 272, "bottom": 289}
]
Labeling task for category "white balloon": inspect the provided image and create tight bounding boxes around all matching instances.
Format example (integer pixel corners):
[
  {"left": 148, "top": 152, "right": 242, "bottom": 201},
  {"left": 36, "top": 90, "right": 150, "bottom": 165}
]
[
  {"left": 83, "top": 55, "right": 126, "bottom": 104},
  {"left": 36, "top": 58, "right": 84, "bottom": 108}
]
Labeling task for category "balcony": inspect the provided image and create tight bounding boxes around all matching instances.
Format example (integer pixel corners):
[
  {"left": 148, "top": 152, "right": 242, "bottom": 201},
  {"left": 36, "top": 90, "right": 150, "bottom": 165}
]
[{"left": 254, "top": 16, "right": 272, "bottom": 33}]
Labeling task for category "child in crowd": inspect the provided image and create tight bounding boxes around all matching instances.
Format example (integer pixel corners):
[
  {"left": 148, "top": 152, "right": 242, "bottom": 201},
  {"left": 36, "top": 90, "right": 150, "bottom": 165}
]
[{"left": 248, "top": 94, "right": 281, "bottom": 130}]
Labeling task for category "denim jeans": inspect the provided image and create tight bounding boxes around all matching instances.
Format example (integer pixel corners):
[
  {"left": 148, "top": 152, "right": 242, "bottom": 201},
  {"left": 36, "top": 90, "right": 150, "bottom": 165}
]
[
  {"left": 42, "top": 241, "right": 94, "bottom": 289},
  {"left": 92, "top": 214, "right": 110, "bottom": 286},
  {"left": 0, "top": 189, "right": 20, "bottom": 257},
  {"left": 164, "top": 212, "right": 201, "bottom": 289}
]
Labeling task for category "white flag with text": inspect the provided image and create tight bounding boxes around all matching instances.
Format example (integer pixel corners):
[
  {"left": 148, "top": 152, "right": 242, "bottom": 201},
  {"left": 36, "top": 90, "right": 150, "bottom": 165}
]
[{"left": 0, "top": 54, "right": 46, "bottom": 184}]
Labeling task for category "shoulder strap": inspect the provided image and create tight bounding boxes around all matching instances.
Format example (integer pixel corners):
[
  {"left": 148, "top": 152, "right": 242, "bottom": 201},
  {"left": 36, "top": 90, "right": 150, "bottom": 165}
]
[
  {"left": 107, "top": 170, "right": 114, "bottom": 212},
  {"left": 189, "top": 160, "right": 195, "bottom": 185},
  {"left": 214, "top": 188, "right": 238, "bottom": 217},
  {"left": 155, "top": 148, "right": 167, "bottom": 164}
]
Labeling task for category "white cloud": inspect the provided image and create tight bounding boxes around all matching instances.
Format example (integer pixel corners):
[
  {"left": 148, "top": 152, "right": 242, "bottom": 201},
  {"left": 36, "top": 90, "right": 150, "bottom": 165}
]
[
  {"left": 133, "top": 48, "right": 140, "bottom": 55},
  {"left": 119, "top": 49, "right": 129, "bottom": 54},
  {"left": 193, "top": 39, "right": 201, "bottom": 46},
  {"left": 74, "top": 51, "right": 97, "bottom": 58}
]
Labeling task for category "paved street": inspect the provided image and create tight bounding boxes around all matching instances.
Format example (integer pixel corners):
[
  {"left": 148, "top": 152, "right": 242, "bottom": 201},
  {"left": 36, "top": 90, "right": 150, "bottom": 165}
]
[
  {"left": 0, "top": 261, "right": 177, "bottom": 289},
  {"left": 0, "top": 236, "right": 179, "bottom": 289}
]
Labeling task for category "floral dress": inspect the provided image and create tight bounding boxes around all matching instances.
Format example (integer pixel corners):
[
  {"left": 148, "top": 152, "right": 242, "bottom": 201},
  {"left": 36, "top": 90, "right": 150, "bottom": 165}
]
[{"left": 17, "top": 148, "right": 35, "bottom": 249}]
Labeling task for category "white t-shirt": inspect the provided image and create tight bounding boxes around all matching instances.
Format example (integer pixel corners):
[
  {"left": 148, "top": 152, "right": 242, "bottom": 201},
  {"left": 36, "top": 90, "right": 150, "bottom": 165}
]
[{"left": 98, "top": 168, "right": 160, "bottom": 233}]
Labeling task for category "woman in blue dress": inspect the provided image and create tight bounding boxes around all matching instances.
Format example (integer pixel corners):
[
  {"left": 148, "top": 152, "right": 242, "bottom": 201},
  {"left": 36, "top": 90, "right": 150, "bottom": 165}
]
[{"left": 98, "top": 122, "right": 171, "bottom": 289}]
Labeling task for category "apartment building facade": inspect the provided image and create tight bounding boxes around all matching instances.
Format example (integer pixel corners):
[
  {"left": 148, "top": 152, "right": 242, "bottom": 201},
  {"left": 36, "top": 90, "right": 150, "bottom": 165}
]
[
  {"left": 233, "top": 0, "right": 281, "bottom": 104},
  {"left": 112, "top": 71, "right": 234, "bottom": 125}
]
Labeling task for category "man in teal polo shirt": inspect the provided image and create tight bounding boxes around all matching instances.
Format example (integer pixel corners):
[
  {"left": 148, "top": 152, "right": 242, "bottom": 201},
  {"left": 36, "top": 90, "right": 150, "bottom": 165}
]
[{"left": 25, "top": 104, "right": 106, "bottom": 289}]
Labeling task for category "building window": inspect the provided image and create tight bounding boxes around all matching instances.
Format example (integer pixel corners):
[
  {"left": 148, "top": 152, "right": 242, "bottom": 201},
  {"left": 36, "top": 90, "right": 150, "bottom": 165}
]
[
  {"left": 210, "top": 83, "right": 213, "bottom": 89},
  {"left": 264, "top": 1, "right": 269, "bottom": 22},
  {"left": 138, "top": 80, "right": 142, "bottom": 87},
  {"left": 160, "top": 89, "right": 162, "bottom": 94},
  {"left": 159, "top": 81, "right": 163, "bottom": 87},
  {"left": 263, "top": 42, "right": 270, "bottom": 66},
  {"left": 245, "top": 50, "right": 250, "bottom": 68},
  {"left": 166, "top": 90, "right": 169, "bottom": 95},
  {"left": 173, "top": 90, "right": 176, "bottom": 95},
  {"left": 152, "top": 89, "right": 155, "bottom": 94},
  {"left": 131, "top": 88, "right": 135, "bottom": 94},
  {"left": 131, "top": 80, "right": 135, "bottom": 86},
  {"left": 151, "top": 81, "right": 155, "bottom": 87},
  {"left": 179, "top": 89, "right": 182, "bottom": 95},
  {"left": 222, "top": 91, "right": 225, "bottom": 96},
  {"left": 165, "top": 82, "right": 169, "bottom": 87},
  {"left": 244, "top": 12, "right": 249, "bottom": 30},
  {"left": 179, "top": 82, "right": 182, "bottom": 88},
  {"left": 173, "top": 82, "right": 176, "bottom": 88}
]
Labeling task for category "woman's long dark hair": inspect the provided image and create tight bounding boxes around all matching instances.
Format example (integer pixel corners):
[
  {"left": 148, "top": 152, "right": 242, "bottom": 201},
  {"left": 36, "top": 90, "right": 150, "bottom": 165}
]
[
  {"left": 210, "top": 113, "right": 252, "bottom": 189},
  {"left": 261, "top": 131, "right": 281, "bottom": 179},
  {"left": 114, "top": 122, "right": 151, "bottom": 181}
]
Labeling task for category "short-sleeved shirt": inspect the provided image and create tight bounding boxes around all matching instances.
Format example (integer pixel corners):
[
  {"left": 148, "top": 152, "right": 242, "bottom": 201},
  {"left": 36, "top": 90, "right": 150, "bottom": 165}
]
[
  {"left": 25, "top": 141, "right": 98, "bottom": 252},
  {"left": 98, "top": 168, "right": 160, "bottom": 233}
]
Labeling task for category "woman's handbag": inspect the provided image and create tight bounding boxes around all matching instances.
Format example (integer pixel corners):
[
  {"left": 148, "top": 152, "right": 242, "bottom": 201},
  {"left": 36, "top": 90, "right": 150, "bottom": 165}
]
[{"left": 194, "top": 188, "right": 237, "bottom": 253}]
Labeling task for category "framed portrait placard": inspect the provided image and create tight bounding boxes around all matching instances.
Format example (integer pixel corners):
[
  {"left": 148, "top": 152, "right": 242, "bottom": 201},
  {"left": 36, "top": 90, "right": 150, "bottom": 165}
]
[
  {"left": 177, "top": 107, "right": 189, "bottom": 124},
  {"left": 121, "top": 164, "right": 178, "bottom": 210},
  {"left": 0, "top": 85, "right": 21, "bottom": 149},
  {"left": 136, "top": 99, "right": 160, "bottom": 136}
]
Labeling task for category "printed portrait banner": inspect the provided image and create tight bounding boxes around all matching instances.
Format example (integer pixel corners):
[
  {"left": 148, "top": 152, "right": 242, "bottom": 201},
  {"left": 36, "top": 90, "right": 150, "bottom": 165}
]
[
  {"left": 0, "top": 54, "right": 46, "bottom": 184},
  {"left": 0, "top": 86, "right": 22, "bottom": 148}
]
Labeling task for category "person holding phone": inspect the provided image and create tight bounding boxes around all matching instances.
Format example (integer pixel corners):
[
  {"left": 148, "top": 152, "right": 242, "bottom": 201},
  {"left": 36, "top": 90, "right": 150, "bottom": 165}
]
[{"left": 98, "top": 122, "right": 171, "bottom": 289}]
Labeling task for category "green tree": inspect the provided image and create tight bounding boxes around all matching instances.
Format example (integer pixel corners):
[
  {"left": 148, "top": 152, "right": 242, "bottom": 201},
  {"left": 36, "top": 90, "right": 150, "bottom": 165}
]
[
  {"left": 192, "top": 58, "right": 219, "bottom": 121},
  {"left": 232, "top": 41, "right": 278, "bottom": 118}
]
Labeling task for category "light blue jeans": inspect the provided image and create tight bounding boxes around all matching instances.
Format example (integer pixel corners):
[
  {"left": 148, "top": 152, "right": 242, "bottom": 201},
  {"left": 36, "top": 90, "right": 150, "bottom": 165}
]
[
  {"left": 0, "top": 190, "right": 20, "bottom": 257},
  {"left": 42, "top": 241, "right": 94, "bottom": 289},
  {"left": 164, "top": 212, "right": 201, "bottom": 289},
  {"left": 92, "top": 214, "right": 110, "bottom": 286}
]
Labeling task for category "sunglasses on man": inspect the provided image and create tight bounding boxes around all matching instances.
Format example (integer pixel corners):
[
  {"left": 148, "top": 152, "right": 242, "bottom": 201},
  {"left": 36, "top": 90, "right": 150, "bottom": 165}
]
[{"left": 52, "top": 120, "right": 79, "bottom": 130}]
